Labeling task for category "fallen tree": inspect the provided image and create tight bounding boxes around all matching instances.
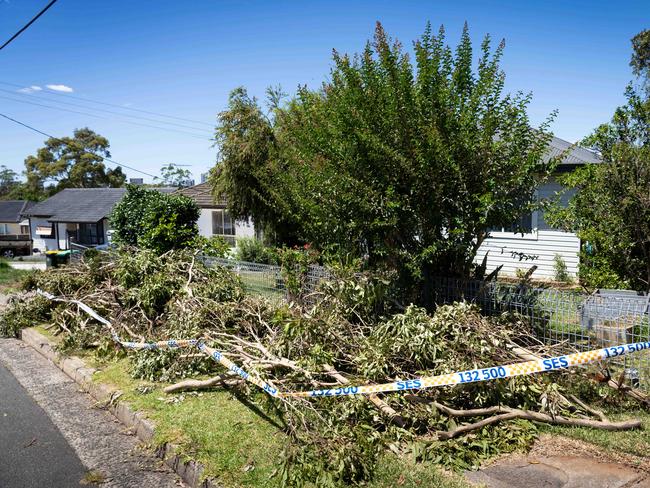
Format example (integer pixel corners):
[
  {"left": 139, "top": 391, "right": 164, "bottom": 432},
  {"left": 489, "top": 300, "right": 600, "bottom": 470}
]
[{"left": 1, "top": 248, "right": 646, "bottom": 485}]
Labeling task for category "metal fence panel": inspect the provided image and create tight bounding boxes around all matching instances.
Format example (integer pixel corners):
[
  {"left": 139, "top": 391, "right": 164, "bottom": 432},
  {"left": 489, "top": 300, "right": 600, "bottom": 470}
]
[
  {"left": 70, "top": 247, "right": 650, "bottom": 391},
  {"left": 202, "top": 256, "right": 331, "bottom": 304},
  {"left": 432, "top": 276, "right": 650, "bottom": 391}
]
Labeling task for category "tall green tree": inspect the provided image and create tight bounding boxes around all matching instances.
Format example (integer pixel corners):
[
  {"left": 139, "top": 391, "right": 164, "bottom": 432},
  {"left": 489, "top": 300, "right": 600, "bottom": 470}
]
[
  {"left": 210, "top": 87, "right": 299, "bottom": 244},
  {"left": 0, "top": 166, "right": 19, "bottom": 199},
  {"left": 158, "top": 163, "right": 193, "bottom": 187},
  {"left": 23, "top": 128, "right": 126, "bottom": 199},
  {"left": 213, "top": 23, "right": 558, "bottom": 300},
  {"left": 548, "top": 30, "right": 650, "bottom": 290},
  {"left": 631, "top": 29, "right": 650, "bottom": 88}
]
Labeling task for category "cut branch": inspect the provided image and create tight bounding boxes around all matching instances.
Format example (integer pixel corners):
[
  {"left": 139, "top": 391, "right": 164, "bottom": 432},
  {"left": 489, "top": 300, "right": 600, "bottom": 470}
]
[
  {"left": 163, "top": 373, "right": 241, "bottom": 394},
  {"left": 322, "top": 364, "right": 407, "bottom": 428},
  {"left": 431, "top": 402, "right": 641, "bottom": 440}
]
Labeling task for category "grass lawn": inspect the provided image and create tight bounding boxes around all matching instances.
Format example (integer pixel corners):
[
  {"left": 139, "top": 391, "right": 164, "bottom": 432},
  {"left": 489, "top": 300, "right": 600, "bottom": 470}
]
[
  {"left": 92, "top": 359, "right": 285, "bottom": 487},
  {"left": 0, "top": 263, "right": 29, "bottom": 293},
  {"left": 541, "top": 409, "right": 650, "bottom": 460},
  {"left": 238, "top": 270, "right": 285, "bottom": 301},
  {"left": 90, "top": 357, "right": 470, "bottom": 487}
]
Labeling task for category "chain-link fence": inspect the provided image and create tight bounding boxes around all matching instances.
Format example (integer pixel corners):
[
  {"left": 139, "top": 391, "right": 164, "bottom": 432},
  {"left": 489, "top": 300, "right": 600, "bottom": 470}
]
[
  {"left": 431, "top": 276, "right": 650, "bottom": 391},
  {"left": 202, "top": 256, "right": 331, "bottom": 304},
  {"left": 71, "top": 248, "right": 650, "bottom": 390}
]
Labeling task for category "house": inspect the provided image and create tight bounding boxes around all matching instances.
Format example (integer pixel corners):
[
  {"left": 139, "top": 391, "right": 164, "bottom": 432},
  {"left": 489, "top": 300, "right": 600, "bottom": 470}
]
[
  {"left": 0, "top": 200, "right": 34, "bottom": 257},
  {"left": 24, "top": 188, "right": 130, "bottom": 252},
  {"left": 175, "top": 182, "right": 255, "bottom": 246},
  {"left": 24, "top": 187, "right": 181, "bottom": 252},
  {"left": 474, "top": 136, "right": 601, "bottom": 279}
]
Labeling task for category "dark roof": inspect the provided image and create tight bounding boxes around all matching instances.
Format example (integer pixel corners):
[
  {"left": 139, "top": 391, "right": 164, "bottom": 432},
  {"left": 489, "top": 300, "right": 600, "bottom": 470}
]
[
  {"left": 24, "top": 187, "right": 179, "bottom": 223},
  {"left": 175, "top": 182, "right": 227, "bottom": 208},
  {"left": 24, "top": 188, "right": 128, "bottom": 223},
  {"left": 547, "top": 136, "right": 601, "bottom": 165},
  {"left": 0, "top": 200, "right": 34, "bottom": 223}
]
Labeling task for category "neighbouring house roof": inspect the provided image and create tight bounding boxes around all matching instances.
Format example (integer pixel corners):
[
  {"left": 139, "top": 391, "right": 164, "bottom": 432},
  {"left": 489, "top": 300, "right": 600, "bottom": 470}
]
[
  {"left": 547, "top": 136, "right": 601, "bottom": 165},
  {"left": 24, "top": 188, "right": 129, "bottom": 223},
  {"left": 175, "top": 182, "right": 227, "bottom": 208},
  {"left": 24, "top": 187, "right": 177, "bottom": 223},
  {"left": 0, "top": 200, "right": 34, "bottom": 223}
]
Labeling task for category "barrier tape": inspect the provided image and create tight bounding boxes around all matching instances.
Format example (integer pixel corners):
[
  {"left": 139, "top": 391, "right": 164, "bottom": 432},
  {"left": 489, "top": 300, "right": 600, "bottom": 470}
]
[{"left": 36, "top": 290, "right": 650, "bottom": 399}]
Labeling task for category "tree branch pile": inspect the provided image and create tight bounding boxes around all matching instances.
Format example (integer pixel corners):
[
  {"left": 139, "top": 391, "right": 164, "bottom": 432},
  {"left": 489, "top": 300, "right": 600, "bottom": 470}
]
[{"left": 1, "top": 247, "right": 647, "bottom": 484}]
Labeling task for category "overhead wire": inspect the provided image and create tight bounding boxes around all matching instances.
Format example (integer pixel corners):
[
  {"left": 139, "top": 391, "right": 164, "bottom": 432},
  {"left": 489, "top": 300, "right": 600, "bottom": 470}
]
[
  {"left": 0, "top": 112, "right": 159, "bottom": 179},
  {"left": 0, "top": 95, "right": 212, "bottom": 140},
  {"left": 0, "top": 88, "right": 214, "bottom": 134},
  {"left": 0, "top": 81, "right": 215, "bottom": 128},
  {"left": 0, "top": 0, "right": 59, "bottom": 51}
]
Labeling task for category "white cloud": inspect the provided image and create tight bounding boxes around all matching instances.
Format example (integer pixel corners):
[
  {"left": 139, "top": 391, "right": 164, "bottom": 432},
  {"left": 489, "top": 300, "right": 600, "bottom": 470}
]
[
  {"left": 46, "top": 84, "right": 74, "bottom": 93},
  {"left": 18, "top": 85, "right": 42, "bottom": 93}
]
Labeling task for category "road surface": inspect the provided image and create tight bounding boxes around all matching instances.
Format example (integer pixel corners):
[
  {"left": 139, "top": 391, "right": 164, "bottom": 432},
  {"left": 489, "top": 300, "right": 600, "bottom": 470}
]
[{"left": 0, "top": 338, "right": 184, "bottom": 488}]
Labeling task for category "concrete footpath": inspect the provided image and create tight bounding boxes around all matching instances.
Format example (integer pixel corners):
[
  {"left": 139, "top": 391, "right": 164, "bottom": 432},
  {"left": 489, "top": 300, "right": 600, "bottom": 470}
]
[{"left": 0, "top": 338, "right": 184, "bottom": 488}]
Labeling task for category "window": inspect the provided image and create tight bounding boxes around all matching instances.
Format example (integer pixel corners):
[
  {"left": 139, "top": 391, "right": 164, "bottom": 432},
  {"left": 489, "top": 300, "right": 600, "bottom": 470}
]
[
  {"left": 36, "top": 225, "right": 55, "bottom": 238},
  {"left": 0, "top": 224, "right": 8, "bottom": 235},
  {"left": 501, "top": 212, "right": 533, "bottom": 233},
  {"left": 212, "top": 210, "right": 236, "bottom": 246},
  {"left": 488, "top": 211, "right": 537, "bottom": 238},
  {"left": 77, "top": 222, "right": 104, "bottom": 246},
  {"left": 20, "top": 225, "right": 29, "bottom": 235}
]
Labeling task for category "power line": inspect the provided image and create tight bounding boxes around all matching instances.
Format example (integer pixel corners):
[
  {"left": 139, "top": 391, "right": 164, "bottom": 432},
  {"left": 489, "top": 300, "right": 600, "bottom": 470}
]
[
  {"left": 0, "top": 95, "right": 212, "bottom": 140},
  {"left": 0, "top": 0, "right": 59, "bottom": 51},
  {"left": 0, "top": 112, "right": 158, "bottom": 179},
  {"left": 0, "top": 81, "right": 215, "bottom": 128},
  {"left": 0, "top": 88, "right": 213, "bottom": 134}
]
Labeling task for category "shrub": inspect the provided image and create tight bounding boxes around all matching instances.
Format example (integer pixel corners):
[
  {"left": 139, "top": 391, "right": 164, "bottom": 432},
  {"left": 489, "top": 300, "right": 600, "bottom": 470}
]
[
  {"left": 110, "top": 185, "right": 200, "bottom": 254},
  {"left": 553, "top": 254, "right": 571, "bottom": 283},
  {"left": 190, "top": 235, "right": 230, "bottom": 258},
  {"left": 235, "top": 237, "right": 278, "bottom": 264}
]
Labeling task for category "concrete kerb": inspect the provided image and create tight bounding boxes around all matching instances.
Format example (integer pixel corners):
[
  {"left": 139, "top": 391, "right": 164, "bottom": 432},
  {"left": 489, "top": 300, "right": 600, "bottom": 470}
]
[{"left": 20, "top": 328, "right": 220, "bottom": 488}]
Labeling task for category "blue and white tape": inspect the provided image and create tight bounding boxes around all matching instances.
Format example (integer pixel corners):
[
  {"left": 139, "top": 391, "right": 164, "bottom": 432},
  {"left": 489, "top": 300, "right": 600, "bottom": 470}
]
[{"left": 36, "top": 289, "right": 650, "bottom": 399}]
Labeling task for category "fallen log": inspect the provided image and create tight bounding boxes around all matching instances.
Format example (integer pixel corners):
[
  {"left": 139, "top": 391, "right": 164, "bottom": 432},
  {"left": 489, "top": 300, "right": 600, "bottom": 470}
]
[
  {"left": 163, "top": 373, "right": 241, "bottom": 394},
  {"left": 432, "top": 401, "right": 642, "bottom": 440}
]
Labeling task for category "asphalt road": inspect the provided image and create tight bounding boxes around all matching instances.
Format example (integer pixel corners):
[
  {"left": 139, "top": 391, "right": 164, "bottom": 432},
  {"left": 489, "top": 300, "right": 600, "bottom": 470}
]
[
  {"left": 0, "top": 361, "right": 88, "bottom": 488},
  {"left": 0, "top": 339, "right": 183, "bottom": 488}
]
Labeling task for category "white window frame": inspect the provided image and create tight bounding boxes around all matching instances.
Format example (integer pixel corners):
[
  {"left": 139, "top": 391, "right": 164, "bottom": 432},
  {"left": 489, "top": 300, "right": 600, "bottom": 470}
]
[
  {"left": 488, "top": 210, "right": 539, "bottom": 241},
  {"left": 211, "top": 209, "right": 236, "bottom": 246}
]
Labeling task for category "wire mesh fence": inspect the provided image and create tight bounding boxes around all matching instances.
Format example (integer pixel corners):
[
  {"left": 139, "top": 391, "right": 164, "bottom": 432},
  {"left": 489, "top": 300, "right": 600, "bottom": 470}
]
[
  {"left": 201, "top": 256, "right": 331, "bottom": 305},
  {"left": 71, "top": 248, "right": 650, "bottom": 391},
  {"left": 431, "top": 276, "right": 650, "bottom": 391}
]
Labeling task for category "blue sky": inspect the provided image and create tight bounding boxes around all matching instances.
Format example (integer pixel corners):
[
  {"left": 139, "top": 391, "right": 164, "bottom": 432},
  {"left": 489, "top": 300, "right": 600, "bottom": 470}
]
[{"left": 0, "top": 0, "right": 647, "bottom": 183}]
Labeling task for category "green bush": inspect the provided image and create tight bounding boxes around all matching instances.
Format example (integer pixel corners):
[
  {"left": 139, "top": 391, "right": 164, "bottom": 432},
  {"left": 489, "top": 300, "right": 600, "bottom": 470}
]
[
  {"left": 190, "top": 235, "right": 230, "bottom": 258},
  {"left": 553, "top": 254, "right": 572, "bottom": 283},
  {"left": 235, "top": 237, "right": 278, "bottom": 264},
  {"left": 110, "top": 185, "right": 200, "bottom": 254}
]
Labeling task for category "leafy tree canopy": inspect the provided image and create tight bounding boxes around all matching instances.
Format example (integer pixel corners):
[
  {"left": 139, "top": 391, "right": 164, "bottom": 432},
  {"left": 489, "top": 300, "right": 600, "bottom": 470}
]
[
  {"left": 548, "top": 30, "right": 650, "bottom": 290},
  {"left": 22, "top": 128, "right": 125, "bottom": 200},
  {"left": 109, "top": 185, "right": 200, "bottom": 254},
  {"left": 157, "top": 163, "right": 193, "bottom": 187},
  {"left": 212, "top": 22, "right": 558, "bottom": 299},
  {"left": 0, "top": 166, "right": 19, "bottom": 200},
  {"left": 631, "top": 29, "right": 650, "bottom": 84}
]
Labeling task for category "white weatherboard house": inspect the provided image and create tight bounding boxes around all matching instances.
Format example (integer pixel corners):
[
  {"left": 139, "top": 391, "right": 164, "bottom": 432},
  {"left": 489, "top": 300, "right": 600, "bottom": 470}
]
[
  {"left": 176, "top": 182, "right": 255, "bottom": 246},
  {"left": 474, "top": 136, "right": 601, "bottom": 279},
  {"left": 24, "top": 188, "right": 129, "bottom": 252},
  {"left": 24, "top": 187, "right": 177, "bottom": 252}
]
